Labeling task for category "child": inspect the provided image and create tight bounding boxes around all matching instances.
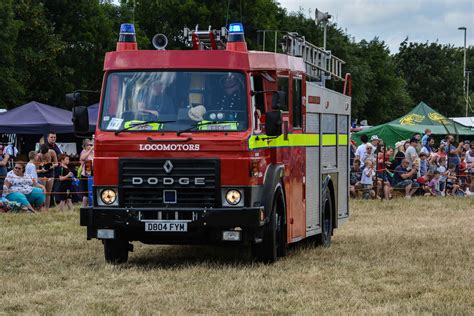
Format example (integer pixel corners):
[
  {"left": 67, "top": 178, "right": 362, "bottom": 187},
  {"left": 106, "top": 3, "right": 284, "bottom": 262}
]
[
  {"left": 427, "top": 171, "right": 442, "bottom": 196},
  {"left": 459, "top": 153, "right": 467, "bottom": 190},
  {"left": 361, "top": 159, "right": 375, "bottom": 199},
  {"left": 57, "top": 154, "right": 74, "bottom": 211},
  {"left": 418, "top": 152, "right": 428, "bottom": 177},
  {"left": 25, "top": 151, "right": 45, "bottom": 192},
  {"left": 445, "top": 163, "right": 460, "bottom": 196},
  {"left": 436, "top": 156, "right": 448, "bottom": 194}
]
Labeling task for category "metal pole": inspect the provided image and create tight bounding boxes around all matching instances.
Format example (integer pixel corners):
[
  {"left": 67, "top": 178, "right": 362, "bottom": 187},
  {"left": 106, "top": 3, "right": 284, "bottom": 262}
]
[
  {"left": 459, "top": 27, "right": 467, "bottom": 116},
  {"left": 323, "top": 22, "right": 327, "bottom": 51},
  {"left": 274, "top": 30, "right": 277, "bottom": 53},
  {"left": 263, "top": 31, "right": 266, "bottom": 51},
  {"left": 468, "top": 71, "right": 472, "bottom": 112},
  {"left": 464, "top": 28, "right": 467, "bottom": 117}
]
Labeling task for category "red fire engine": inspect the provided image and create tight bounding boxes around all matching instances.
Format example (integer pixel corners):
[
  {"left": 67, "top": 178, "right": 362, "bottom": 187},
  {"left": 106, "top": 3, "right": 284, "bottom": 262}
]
[{"left": 71, "top": 22, "right": 351, "bottom": 263}]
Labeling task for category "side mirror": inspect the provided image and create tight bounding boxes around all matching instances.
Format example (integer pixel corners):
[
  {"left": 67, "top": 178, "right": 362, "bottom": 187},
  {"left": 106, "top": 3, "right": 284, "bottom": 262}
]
[
  {"left": 272, "top": 91, "right": 286, "bottom": 110},
  {"left": 265, "top": 110, "right": 282, "bottom": 136},
  {"left": 72, "top": 105, "right": 89, "bottom": 134},
  {"left": 66, "top": 92, "right": 82, "bottom": 108}
]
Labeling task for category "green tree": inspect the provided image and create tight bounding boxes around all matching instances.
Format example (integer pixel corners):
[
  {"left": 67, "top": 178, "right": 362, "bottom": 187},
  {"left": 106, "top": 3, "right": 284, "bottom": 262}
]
[
  {"left": 395, "top": 41, "right": 464, "bottom": 117},
  {"left": 0, "top": 0, "right": 22, "bottom": 109},
  {"left": 350, "top": 39, "right": 412, "bottom": 124},
  {"left": 42, "top": 0, "right": 116, "bottom": 107},
  {"left": 13, "top": 0, "right": 64, "bottom": 107},
  {"left": 119, "top": 0, "right": 283, "bottom": 50}
]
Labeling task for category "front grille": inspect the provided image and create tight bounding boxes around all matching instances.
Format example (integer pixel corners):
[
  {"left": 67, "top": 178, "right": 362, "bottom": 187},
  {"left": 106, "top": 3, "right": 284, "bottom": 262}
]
[{"left": 119, "top": 158, "right": 220, "bottom": 208}]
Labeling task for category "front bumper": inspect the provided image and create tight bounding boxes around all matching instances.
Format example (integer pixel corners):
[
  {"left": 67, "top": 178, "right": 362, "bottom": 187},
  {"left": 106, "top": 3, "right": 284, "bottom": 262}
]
[{"left": 80, "top": 206, "right": 264, "bottom": 244}]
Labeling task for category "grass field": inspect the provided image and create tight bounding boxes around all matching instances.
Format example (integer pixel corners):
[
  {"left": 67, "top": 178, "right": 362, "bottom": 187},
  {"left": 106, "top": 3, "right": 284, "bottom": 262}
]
[{"left": 1, "top": 198, "right": 473, "bottom": 314}]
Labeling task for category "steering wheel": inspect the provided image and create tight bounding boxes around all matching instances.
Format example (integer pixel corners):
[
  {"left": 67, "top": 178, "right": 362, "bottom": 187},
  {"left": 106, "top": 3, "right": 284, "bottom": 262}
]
[{"left": 204, "top": 110, "right": 246, "bottom": 121}]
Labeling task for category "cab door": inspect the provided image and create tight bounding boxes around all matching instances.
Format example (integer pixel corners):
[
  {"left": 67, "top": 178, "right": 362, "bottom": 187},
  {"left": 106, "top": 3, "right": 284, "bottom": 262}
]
[{"left": 287, "top": 74, "right": 306, "bottom": 241}]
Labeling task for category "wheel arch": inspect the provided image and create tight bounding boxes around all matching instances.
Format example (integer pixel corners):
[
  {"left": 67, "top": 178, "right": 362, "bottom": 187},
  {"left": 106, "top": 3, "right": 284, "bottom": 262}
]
[{"left": 262, "top": 164, "right": 286, "bottom": 221}]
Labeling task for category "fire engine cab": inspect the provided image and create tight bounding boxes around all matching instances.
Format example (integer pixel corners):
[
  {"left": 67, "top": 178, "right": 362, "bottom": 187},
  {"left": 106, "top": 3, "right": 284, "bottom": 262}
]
[{"left": 72, "top": 22, "right": 351, "bottom": 263}]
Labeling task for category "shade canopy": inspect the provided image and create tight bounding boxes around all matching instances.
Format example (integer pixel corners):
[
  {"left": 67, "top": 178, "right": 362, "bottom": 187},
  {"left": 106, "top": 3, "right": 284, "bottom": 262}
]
[
  {"left": 0, "top": 101, "right": 74, "bottom": 134},
  {"left": 88, "top": 103, "right": 99, "bottom": 132},
  {"left": 352, "top": 102, "right": 474, "bottom": 148}
]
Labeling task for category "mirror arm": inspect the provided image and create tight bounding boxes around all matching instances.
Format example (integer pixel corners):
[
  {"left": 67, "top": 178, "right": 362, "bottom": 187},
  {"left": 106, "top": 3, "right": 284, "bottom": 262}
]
[{"left": 74, "top": 89, "right": 100, "bottom": 95}]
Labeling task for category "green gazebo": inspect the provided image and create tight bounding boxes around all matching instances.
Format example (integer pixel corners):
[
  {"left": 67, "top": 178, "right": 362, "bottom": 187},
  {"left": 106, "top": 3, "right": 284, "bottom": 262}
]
[{"left": 352, "top": 102, "right": 474, "bottom": 148}]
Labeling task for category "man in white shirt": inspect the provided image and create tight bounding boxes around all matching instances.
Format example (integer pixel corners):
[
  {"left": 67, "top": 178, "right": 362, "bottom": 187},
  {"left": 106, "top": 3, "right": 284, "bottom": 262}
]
[
  {"left": 405, "top": 137, "right": 419, "bottom": 169},
  {"left": 355, "top": 134, "right": 369, "bottom": 163}
]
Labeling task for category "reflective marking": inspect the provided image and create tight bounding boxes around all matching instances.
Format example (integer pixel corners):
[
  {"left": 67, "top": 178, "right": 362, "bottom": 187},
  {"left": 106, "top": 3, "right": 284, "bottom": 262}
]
[
  {"left": 338, "top": 134, "right": 349, "bottom": 145},
  {"left": 321, "top": 134, "right": 336, "bottom": 146},
  {"left": 248, "top": 133, "right": 348, "bottom": 149}
]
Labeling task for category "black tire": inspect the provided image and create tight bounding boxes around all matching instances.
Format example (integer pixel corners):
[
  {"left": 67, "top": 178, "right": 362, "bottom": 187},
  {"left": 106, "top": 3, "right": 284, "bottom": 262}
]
[
  {"left": 254, "top": 187, "right": 285, "bottom": 263},
  {"left": 316, "top": 189, "right": 333, "bottom": 247},
  {"left": 104, "top": 239, "right": 129, "bottom": 264},
  {"left": 275, "top": 191, "right": 287, "bottom": 257}
]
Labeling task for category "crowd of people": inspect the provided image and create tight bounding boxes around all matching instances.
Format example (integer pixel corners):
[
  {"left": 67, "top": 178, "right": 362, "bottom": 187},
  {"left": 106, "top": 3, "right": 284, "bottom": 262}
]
[
  {"left": 350, "top": 129, "right": 474, "bottom": 199},
  {"left": 0, "top": 133, "right": 94, "bottom": 213}
]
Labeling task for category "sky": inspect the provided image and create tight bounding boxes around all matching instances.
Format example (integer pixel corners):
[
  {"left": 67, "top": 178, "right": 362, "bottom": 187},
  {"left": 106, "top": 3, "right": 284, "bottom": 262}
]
[{"left": 277, "top": 0, "right": 474, "bottom": 53}]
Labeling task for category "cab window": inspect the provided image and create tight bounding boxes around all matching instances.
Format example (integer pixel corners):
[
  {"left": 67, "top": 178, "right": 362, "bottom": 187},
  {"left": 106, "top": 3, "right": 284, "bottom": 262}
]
[
  {"left": 292, "top": 78, "right": 302, "bottom": 128},
  {"left": 277, "top": 77, "right": 289, "bottom": 111}
]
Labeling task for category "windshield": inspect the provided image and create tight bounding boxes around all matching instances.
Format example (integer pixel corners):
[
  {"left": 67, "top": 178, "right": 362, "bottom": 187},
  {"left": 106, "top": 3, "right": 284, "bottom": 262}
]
[{"left": 100, "top": 71, "right": 248, "bottom": 132}]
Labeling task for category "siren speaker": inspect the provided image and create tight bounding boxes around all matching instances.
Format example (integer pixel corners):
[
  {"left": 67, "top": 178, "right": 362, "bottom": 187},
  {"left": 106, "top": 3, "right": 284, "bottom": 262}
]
[
  {"left": 315, "top": 9, "right": 331, "bottom": 25},
  {"left": 152, "top": 33, "right": 168, "bottom": 50}
]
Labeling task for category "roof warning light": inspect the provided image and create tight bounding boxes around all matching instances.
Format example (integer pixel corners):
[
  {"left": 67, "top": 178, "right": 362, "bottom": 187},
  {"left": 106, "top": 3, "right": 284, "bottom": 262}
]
[
  {"left": 117, "top": 23, "right": 138, "bottom": 51},
  {"left": 229, "top": 23, "right": 244, "bottom": 34},
  {"left": 119, "top": 23, "right": 136, "bottom": 42},
  {"left": 226, "top": 22, "right": 247, "bottom": 52}
]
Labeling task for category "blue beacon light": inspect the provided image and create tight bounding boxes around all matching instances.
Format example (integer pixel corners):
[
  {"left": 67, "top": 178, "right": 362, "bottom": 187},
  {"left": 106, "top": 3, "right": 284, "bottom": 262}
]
[
  {"left": 120, "top": 23, "right": 136, "bottom": 34},
  {"left": 118, "top": 23, "right": 136, "bottom": 43},
  {"left": 229, "top": 23, "right": 244, "bottom": 33},
  {"left": 228, "top": 23, "right": 245, "bottom": 43}
]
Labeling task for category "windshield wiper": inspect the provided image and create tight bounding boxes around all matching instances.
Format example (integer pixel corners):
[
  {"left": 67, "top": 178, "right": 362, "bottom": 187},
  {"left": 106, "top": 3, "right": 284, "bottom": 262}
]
[
  {"left": 176, "top": 121, "right": 222, "bottom": 136},
  {"left": 114, "top": 120, "right": 175, "bottom": 135}
]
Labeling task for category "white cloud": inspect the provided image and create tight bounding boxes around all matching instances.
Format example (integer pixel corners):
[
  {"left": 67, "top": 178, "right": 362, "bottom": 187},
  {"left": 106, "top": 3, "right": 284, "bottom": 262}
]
[{"left": 278, "top": 0, "right": 474, "bottom": 53}]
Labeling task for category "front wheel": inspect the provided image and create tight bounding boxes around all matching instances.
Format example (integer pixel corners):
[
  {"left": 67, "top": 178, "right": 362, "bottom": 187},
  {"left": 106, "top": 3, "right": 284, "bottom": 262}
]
[
  {"left": 104, "top": 239, "right": 129, "bottom": 264},
  {"left": 254, "top": 187, "right": 286, "bottom": 263}
]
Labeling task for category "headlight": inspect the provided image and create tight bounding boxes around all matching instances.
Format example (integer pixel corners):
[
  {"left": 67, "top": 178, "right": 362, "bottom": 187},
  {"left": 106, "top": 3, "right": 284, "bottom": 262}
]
[
  {"left": 225, "top": 189, "right": 242, "bottom": 205},
  {"left": 100, "top": 189, "right": 117, "bottom": 205}
]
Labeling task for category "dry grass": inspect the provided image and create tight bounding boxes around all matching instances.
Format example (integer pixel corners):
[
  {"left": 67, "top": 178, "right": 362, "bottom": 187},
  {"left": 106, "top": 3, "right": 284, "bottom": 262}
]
[{"left": 0, "top": 198, "right": 473, "bottom": 314}]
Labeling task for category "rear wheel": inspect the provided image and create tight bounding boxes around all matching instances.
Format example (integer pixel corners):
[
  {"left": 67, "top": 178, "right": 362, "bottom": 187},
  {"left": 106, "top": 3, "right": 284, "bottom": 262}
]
[
  {"left": 316, "top": 189, "right": 333, "bottom": 247},
  {"left": 104, "top": 239, "right": 129, "bottom": 264}
]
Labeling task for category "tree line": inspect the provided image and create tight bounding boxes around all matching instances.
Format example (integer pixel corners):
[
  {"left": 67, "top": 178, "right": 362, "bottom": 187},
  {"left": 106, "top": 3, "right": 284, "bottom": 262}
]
[{"left": 0, "top": 0, "right": 472, "bottom": 124}]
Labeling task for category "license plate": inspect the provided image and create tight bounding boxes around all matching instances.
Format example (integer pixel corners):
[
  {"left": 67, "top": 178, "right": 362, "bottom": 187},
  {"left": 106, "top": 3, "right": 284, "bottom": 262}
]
[{"left": 144, "top": 221, "right": 188, "bottom": 232}]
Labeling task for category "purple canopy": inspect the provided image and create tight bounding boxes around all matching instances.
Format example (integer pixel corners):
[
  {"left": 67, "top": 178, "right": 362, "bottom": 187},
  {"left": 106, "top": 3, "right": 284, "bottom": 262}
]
[
  {"left": 0, "top": 101, "right": 73, "bottom": 134},
  {"left": 88, "top": 103, "right": 99, "bottom": 132}
]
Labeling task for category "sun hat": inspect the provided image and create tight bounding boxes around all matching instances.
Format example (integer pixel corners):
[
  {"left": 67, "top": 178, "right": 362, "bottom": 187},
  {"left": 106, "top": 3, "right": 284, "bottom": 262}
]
[
  {"left": 222, "top": 74, "right": 239, "bottom": 89},
  {"left": 370, "top": 135, "right": 380, "bottom": 141},
  {"left": 395, "top": 140, "right": 405, "bottom": 149},
  {"left": 188, "top": 105, "right": 206, "bottom": 121}
]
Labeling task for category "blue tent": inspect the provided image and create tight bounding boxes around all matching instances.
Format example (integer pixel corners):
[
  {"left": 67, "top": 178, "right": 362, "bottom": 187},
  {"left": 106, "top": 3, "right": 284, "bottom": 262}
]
[
  {"left": 0, "top": 101, "right": 74, "bottom": 134},
  {"left": 88, "top": 103, "right": 99, "bottom": 132}
]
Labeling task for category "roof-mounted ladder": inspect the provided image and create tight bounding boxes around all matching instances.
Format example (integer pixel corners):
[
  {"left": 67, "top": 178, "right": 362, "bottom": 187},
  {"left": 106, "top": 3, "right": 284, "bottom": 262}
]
[
  {"left": 184, "top": 25, "right": 227, "bottom": 50},
  {"left": 281, "top": 32, "right": 345, "bottom": 81}
]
